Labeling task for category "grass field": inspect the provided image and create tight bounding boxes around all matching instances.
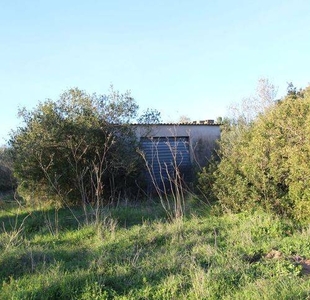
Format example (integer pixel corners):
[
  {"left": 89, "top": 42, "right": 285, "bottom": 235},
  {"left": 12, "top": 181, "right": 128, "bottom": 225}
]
[{"left": 0, "top": 195, "right": 309, "bottom": 299}]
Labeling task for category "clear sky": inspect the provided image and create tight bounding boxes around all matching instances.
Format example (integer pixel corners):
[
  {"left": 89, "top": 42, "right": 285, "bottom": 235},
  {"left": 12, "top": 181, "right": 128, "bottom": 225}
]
[{"left": 1, "top": 0, "right": 310, "bottom": 145}]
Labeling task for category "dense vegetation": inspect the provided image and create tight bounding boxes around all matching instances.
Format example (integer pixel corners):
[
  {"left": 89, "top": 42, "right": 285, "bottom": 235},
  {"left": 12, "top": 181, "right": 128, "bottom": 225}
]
[
  {"left": 1, "top": 81, "right": 310, "bottom": 298},
  {"left": 199, "top": 83, "right": 310, "bottom": 223},
  {"left": 0, "top": 146, "right": 15, "bottom": 192},
  {"left": 0, "top": 198, "right": 309, "bottom": 299},
  {"left": 8, "top": 87, "right": 161, "bottom": 209}
]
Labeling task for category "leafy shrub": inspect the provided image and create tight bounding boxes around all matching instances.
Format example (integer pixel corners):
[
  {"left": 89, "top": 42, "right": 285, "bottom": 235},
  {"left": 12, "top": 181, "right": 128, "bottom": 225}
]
[
  {"left": 197, "top": 159, "right": 219, "bottom": 203},
  {"left": 0, "top": 147, "right": 16, "bottom": 192},
  {"left": 0, "top": 166, "right": 13, "bottom": 192},
  {"left": 199, "top": 85, "right": 310, "bottom": 222},
  {"left": 10, "top": 87, "right": 143, "bottom": 206}
]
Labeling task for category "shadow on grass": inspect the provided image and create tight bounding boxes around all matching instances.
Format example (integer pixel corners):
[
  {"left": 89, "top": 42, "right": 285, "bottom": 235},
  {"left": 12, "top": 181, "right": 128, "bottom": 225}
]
[
  {"left": 5, "top": 260, "right": 185, "bottom": 300},
  {"left": 0, "top": 246, "right": 95, "bottom": 282},
  {"left": 0, "top": 200, "right": 168, "bottom": 236}
]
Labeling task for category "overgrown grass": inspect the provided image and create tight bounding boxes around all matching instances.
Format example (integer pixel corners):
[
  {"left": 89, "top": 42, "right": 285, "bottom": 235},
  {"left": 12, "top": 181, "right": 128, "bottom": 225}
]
[{"left": 0, "top": 196, "right": 309, "bottom": 299}]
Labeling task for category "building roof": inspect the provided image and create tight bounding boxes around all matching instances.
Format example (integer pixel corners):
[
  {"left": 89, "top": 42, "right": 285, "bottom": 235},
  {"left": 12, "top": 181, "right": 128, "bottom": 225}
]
[{"left": 134, "top": 120, "right": 219, "bottom": 126}]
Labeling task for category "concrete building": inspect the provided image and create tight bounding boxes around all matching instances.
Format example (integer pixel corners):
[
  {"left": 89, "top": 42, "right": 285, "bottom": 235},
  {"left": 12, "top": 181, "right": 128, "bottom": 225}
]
[{"left": 135, "top": 121, "right": 221, "bottom": 191}]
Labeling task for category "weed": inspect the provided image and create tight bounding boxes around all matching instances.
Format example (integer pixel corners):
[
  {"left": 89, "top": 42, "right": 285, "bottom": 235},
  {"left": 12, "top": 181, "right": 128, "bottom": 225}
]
[{"left": 0, "top": 201, "right": 309, "bottom": 299}]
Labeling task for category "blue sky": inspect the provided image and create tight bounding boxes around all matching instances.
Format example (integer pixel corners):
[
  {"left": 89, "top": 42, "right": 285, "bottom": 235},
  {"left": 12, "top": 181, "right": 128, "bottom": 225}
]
[{"left": 1, "top": 0, "right": 310, "bottom": 144}]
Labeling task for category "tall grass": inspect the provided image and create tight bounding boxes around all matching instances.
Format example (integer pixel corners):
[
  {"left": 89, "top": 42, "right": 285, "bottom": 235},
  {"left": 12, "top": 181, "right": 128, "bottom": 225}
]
[{"left": 0, "top": 196, "right": 309, "bottom": 299}]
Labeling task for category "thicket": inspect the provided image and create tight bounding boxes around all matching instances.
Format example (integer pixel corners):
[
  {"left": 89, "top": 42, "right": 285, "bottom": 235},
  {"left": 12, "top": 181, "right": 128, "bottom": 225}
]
[
  {"left": 199, "top": 84, "right": 310, "bottom": 223},
  {"left": 9, "top": 87, "right": 160, "bottom": 208},
  {"left": 0, "top": 147, "right": 15, "bottom": 192}
]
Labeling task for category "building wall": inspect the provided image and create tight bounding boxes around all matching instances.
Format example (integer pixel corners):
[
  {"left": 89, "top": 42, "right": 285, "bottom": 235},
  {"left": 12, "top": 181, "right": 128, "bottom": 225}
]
[{"left": 135, "top": 123, "right": 221, "bottom": 167}]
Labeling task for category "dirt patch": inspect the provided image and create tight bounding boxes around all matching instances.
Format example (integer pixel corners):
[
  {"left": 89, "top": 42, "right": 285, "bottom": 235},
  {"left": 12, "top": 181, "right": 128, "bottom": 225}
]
[
  {"left": 292, "top": 255, "right": 310, "bottom": 276},
  {"left": 265, "top": 250, "right": 310, "bottom": 276},
  {"left": 265, "top": 249, "right": 282, "bottom": 259},
  {"left": 300, "top": 260, "right": 310, "bottom": 275}
]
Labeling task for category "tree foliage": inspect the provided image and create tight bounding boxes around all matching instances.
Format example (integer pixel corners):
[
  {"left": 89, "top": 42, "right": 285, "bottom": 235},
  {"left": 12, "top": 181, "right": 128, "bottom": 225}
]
[
  {"left": 199, "top": 81, "right": 310, "bottom": 222},
  {"left": 227, "top": 78, "right": 277, "bottom": 125},
  {"left": 198, "top": 79, "right": 277, "bottom": 202},
  {"left": 10, "top": 87, "right": 144, "bottom": 206},
  {"left": 137, "top": 108, "right": 162, "bottom": 124},
  {"left": 0, "top": 146, "right": 15, "bottom": 192}
]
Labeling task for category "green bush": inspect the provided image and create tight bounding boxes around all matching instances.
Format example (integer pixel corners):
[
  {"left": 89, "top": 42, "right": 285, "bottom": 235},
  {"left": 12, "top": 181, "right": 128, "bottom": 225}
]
[
  {"left": 197, "top": 159, "right": 219, "bottom": 203},
  {"left": 0, "top": 147, "right": 16, "bottom": 192},
  {"left": 0, "top": 166, "right": 13, "bottom": 192},
  {"left": 9, "top": 87, "right": 143, "bottom": 206},
  {"left": 199, "top": 85, "right": 310, "bottom": 222}
]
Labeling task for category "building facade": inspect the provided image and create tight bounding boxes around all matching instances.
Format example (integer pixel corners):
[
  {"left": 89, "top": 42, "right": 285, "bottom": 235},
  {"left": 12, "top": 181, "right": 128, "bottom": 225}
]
[{"left": 135, "top": 122, "right": 221, "bottom": 192}]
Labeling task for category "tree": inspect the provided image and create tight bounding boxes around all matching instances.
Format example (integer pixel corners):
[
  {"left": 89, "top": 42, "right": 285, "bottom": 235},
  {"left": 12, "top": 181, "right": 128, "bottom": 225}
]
[
  {"left": 286, "top": 82, "right": 304, "bottom": 98},
  {"left": 10, "top": 87, "right": 143, "bottom": 209},
  {"left": 137, "top": 108, "right": 162, "bottom": 124},
  {"left": 227, "top": 78, "right": 277, "bottom": 125},
  {"left": 178, "top": 115, "right": 191, "bottom": 123},
  {"left": 210, "top": 84, "right": 310, "bottom": 222}
]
